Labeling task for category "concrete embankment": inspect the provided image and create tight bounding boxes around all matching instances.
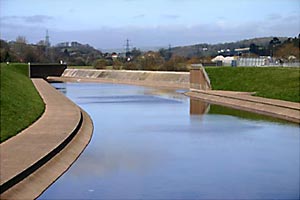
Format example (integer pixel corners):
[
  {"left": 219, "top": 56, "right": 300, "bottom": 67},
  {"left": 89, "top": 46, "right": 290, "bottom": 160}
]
[
  {"left": 187, "top": 89, "right": 300, "bottom": 123},
  {"left": 49, "top": 69, "right": 190, "bottom": 89},
  {"left": 0, "top": 79, "right": 93, "bottom": 199},
  {"left": 49, "top": 68, "right": 299, "bottom": 123}
]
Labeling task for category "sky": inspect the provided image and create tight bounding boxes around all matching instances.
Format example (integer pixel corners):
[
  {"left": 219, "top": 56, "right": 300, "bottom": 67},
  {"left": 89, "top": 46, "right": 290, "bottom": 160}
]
[{"left": 0, "top": 0, "right": 299, "bottom": 50}]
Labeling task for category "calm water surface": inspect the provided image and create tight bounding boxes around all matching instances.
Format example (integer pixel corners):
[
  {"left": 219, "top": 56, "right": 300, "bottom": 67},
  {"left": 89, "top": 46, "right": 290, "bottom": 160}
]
[{"left": 39, "top": 83, "right": 299, "bottom": 199}]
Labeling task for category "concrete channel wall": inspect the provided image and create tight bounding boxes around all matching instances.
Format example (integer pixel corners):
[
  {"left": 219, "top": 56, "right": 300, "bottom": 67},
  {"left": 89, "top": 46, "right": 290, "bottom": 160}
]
[
  {"left": 60, "top": 69, "right": 191, "bottom": 89},
  {"left": 0, "top": 79, "right": 93, "bottom": 199}
]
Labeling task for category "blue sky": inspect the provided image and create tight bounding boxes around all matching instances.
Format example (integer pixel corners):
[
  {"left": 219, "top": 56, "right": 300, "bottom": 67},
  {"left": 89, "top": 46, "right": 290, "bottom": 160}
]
[{"left": 1, "top": 0, "right": 299, "bottom": 49}]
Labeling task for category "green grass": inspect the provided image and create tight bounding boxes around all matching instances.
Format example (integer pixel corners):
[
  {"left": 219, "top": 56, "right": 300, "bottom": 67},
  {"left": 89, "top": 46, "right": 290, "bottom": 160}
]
[
  {"left": 0, "top": 63, "right": 45, "bottom": 142},
  {"left": 68, "top": 65, "right": 115, "bottom": 70},
  {"left": 67, "top": 65, "right": 94, "bottom": 69},
  {"left": 205, "top": 67, "right": 300, "bottom": 102}
]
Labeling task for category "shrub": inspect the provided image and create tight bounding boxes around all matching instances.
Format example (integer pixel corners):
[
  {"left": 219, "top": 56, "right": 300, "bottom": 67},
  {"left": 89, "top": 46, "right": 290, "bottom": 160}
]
[
  {"left": 93, "top": 59, "right": 107, "bottom": 69},
  {"left": 112, "top": 60, "right": 123, "bottom": 70}
]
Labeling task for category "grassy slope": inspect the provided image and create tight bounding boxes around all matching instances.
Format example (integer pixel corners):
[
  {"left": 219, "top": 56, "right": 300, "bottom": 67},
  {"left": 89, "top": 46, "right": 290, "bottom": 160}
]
[
  {"left": 0, "top": 63, "right": 45, "bottom": 142},
  {"left": 67, "top": 65, "right": 94, "bottom": 69},
  {"left": 205, "top": 67, "right": 300, "bottom": 102}
]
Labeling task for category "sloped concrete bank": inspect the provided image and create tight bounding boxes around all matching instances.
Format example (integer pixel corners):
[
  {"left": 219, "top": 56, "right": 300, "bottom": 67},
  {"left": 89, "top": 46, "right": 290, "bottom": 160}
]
[
  {"left": 0, "top": 79, "right": 93, "bottom": 199},
  {"left": 49, "top": 68, "right": 299, "bottom": 123},
  {"left": 49, "top": 69, "right": 190, "bottom": 89},
  {"left": 187, "top": 89, "right": 300, "bottom": 123}
]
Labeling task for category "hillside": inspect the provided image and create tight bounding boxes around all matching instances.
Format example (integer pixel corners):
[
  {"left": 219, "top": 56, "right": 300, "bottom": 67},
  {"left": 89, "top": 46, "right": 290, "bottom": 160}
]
[
  {"left": 0, "top": 39, "right": 103, "bottom": 66},
  {"left": 171, "top": 37, "right": 288, "bottom": 57}
]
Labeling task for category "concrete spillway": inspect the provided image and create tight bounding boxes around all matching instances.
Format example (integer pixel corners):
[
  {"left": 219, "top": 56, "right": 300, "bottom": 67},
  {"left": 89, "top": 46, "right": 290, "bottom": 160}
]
[{"left": 60, "top": 69, "right": 190, "bottom": 89}]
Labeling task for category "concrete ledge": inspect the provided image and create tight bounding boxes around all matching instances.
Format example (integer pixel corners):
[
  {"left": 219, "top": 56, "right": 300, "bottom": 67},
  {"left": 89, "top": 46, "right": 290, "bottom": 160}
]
[
  {"left": 0, "top": 79, "right": 93, "bottom": 198},
  {"left": 192, "top": 89, "right": 300, "bottom": 111},
  {"left": 186, "top": 90, "right": 300, "bottom": 123}
]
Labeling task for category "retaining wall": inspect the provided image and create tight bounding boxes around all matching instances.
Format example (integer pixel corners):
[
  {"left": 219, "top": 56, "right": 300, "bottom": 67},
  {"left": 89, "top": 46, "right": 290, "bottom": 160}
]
[
  {"left": 61, "top": 69, "right": 191, "bottom": 89},
  {"left": 62, "top": 69, "right": 189, "bottom": 83}
]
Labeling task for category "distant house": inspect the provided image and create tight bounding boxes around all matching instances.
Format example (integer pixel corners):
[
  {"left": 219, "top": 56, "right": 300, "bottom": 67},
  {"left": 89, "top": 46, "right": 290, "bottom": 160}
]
[
  {"left": 211, "top": 55, "right": 236, "bottom": 66},
  {"left": 211, "top": 55, "right": 225, "bottom": 62},
  {"left": 111, "top": 52, "right": 118, "bottom": 59},
  {"left": 56, "top": 42, "right": 69, "bottom": 47},
  {"left": 71, "top": 41, "right": 81, "bottom": 47},
  {"left": 223, "top": 56, "right": 235, "bottom": 66},
  {"left": 234, "top": 47, "right": 250, "bottom": 56}
]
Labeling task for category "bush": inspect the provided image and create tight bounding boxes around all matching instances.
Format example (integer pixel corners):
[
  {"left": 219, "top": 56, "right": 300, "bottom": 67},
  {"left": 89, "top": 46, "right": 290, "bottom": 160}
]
[
  {"left": 135, "top": 52, "right": 164, "bottom": 71},
  {"left": 112, "top": 60, "right": 123, "bottom": 70},
  {"left": 93, "top": 59, "right": 108, "bottom": 69},
  {"left": 161, "top": 55, "right": 188, "bottom": 71},
  {"left": 123, "top": 62, "right": 139, "bottom": 70},
  {"left": 73, "top": 57, "right": 86, "bottom": 66}
]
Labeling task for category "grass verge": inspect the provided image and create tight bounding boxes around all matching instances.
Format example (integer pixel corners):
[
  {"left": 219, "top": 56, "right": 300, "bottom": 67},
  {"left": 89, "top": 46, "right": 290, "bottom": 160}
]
[
  {"left": 0, "top": 63, "right": 45, "bottom": 142},
  {"left": 205, "top": 67, "right": 300, "bottom": 102},
  {"left": 67, "top": 65, "right": 94, "bottom": 69}
]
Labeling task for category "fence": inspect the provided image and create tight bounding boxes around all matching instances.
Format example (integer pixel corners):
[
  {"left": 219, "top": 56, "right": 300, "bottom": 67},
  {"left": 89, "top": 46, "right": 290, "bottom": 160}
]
[{"left": 237, "top": 58, "right": 299, "bottom": 67}]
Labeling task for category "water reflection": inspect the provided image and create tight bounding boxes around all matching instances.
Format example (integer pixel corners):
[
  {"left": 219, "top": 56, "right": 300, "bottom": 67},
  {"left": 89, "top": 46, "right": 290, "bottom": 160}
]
[
  {"left": 77, "top": 95, "right": 181, "bottom": 104},
  {"left": 190, "top": 98, "right": 210, "bottom": 115},
  {"left": 39, "top": 83, "right": 299, "bottom": 200},
  {"left": 52, "top": 82, "right": 67, "bottom": 95}
]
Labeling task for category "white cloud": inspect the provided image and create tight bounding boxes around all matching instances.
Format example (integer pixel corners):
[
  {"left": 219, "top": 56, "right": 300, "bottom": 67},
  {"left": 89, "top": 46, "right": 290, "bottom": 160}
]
[
  {"left": 1, "top": 15, "right": 53, "bottom": 23},
  {"left": 1, "top": 15, "right": 299, "bottom": 48}
]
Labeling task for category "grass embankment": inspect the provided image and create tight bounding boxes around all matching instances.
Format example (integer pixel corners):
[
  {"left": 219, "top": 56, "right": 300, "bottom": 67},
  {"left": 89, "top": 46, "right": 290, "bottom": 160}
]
[
  {"left": 67, "top": 65, "right": 94, "bottom": 69},
  {"left": 205, "top": 67, "right": 300, "bottom": 102},
  {"left": 0, "top": 63, "right": 45, "bottom": 142},
  {"left": 67, "top": 65, "right": 114, "bottom": 70}
]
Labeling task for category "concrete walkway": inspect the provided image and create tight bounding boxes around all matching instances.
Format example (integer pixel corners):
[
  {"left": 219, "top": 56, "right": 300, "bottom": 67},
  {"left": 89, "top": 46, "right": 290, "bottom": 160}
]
[
  {"left": 0, "top": 79, "right": 93, "bottom": 199},
  {"left": 187, "top": 89, "right": 300, "bottom": 123}
]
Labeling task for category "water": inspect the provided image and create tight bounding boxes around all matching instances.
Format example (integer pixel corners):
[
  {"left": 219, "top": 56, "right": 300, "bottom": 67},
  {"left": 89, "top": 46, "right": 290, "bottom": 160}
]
[{"left": 39, "top": 82, "right": 299, "bottom": 199}]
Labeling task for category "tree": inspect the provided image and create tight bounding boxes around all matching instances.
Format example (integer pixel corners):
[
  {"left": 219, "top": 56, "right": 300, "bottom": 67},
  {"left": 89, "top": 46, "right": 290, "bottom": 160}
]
[
  {"left": 269, "top": 37, "right": 281, "bottom": 56},
  {"left": 162, "top": 55, "right": 188, "bottom": 71},
  {"left": 74, "top": 57, "right": 86, "bottom": 66},
  {"left": 23, "top": 46, "right": 38, "bottom": 62},
  {"left": 159, "top": 48, "right": 172, "bottom": 61},
  {"left": 135, "top": 52, "right": 164, "bottom": 70},
  {"left": 93, "top": 59, "right": 107, "bottom": 69},
  {"left": 131, "top": 48, "right": 142, "bottom": 59},
  {"left": 16, "top": 36, "right": 27, "bottom": 44},
  {"left": 112, "top": 59, "right": 123, "bottom": 70},
  {"left": 274, "top": 39, "right": 300, "bottom": 60}
]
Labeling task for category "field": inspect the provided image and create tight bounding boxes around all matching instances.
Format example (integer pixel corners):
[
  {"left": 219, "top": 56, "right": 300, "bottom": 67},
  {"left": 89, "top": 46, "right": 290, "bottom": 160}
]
[
  {"left": 0, "top": 63, "right": 45, "bottom": 142},
  {"left": 205, "top": 67, "right": 300, "bottom": 102}
]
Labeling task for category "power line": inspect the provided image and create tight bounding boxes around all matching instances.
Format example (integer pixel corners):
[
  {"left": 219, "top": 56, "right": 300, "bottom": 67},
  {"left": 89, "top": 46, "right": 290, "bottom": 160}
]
[{"left": 125, "top": 39, "right": 130, "bottom": 53}]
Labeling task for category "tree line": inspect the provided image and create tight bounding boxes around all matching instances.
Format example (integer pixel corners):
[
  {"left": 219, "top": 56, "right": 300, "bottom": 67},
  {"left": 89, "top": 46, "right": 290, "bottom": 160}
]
[{"left": 1, "top": 35, "right": 299, "bottom": 71}]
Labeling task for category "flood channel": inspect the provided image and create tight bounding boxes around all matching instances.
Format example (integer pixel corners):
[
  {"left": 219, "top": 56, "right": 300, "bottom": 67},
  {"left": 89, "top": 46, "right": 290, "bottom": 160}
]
[{"left": 39, "top": 82, "right": 299, "bottom": 199}]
